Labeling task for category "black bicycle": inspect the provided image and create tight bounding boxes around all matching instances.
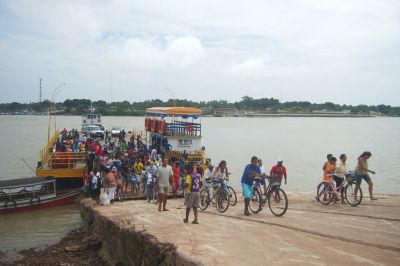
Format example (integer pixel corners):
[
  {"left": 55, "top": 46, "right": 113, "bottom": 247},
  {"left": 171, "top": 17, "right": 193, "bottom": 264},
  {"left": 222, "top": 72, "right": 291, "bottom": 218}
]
[
  {"left": 199, "top": 179, "right": 230, "bottom": 213},
  {"left": 249, "top": 176, "right": 288, "bottom": 217}
]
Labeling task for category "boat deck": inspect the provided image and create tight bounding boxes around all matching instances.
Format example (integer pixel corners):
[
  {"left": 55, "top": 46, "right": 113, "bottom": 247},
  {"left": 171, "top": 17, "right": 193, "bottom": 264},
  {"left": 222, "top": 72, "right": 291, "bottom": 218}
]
[{"left": 0, "top": 176, "right": 53, "bottom": 189}]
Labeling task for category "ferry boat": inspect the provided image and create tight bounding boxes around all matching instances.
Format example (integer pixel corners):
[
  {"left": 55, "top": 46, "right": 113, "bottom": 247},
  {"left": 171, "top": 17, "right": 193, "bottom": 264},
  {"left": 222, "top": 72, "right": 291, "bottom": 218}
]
[
  {"left": 35, "top": 105, "right": 91, "bottom": 190},
  {"left": 144, "top": 107, "right": 208, "bottom": 164},
  {"left": 35, "top": 129, "right": 88, "bottom": 190},
  {"left": 0, "top": 176, "right": 81, "bottom": 214}
]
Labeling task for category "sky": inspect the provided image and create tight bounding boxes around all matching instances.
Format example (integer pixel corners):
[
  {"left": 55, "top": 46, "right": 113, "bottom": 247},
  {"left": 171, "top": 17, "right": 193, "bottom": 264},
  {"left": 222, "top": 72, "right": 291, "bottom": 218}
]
[{"left": 0, "top": 0, "right": 399, "bottom": 106}]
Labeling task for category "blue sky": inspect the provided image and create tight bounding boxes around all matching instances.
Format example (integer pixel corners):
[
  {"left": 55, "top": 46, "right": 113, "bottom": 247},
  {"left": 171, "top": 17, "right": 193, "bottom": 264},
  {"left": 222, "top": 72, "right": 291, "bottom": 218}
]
[{"left": 0, "top": 0, "right": 399, "bottom": 105}]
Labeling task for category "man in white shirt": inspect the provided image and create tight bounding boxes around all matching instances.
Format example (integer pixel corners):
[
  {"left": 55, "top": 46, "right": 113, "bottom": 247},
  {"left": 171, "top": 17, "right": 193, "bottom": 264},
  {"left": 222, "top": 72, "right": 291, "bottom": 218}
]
[
  {"left": 156, "top": 158, "right": 173, "bottom": 211},
  {"left": 258, "top": 159, "right": 268, "bottom": 192}
]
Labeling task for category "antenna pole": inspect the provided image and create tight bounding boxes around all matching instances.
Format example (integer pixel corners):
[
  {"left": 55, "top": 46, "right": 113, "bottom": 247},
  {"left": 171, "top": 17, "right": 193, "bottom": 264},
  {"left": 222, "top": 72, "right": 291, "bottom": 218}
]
[{"left": 39, "top": 78, "right": 42, "bottom": 102}]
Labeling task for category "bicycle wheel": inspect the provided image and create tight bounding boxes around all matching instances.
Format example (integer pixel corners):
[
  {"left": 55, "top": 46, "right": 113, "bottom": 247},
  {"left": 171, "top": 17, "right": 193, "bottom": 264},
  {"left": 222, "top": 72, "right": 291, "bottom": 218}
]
[
  {"left": 146, "top": 187, "right": 152, "bottom": 202},
  {"left": 249, "top": 188, "right": 262, "bottom": 214},
  {"left": 227, "top": 186, "right": 237, "bottom": 206},
  {"left": 316, "top": 182, "right": 334, "bottom": 205},
  {"left": 216, "top": 190, "right": 230, "bottom": 213},
  {"left": 268, "top": 187, "right": 288, "bottom": 217},
  {"left": 199, "top": 188, "right": 210, "bottom": 211},
  {"left": 152, "top": 189, "right": 159, "bottom": 204},
  {"left": 116, "top": 189, "right": 124, "bottom": 202},
  {"left": 345, "top": 182, "right": 363, "bottom": 206}
]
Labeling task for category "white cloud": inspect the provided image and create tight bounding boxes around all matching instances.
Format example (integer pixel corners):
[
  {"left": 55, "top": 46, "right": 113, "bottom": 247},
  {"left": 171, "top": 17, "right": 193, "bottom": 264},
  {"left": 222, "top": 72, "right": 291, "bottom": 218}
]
[
  {"left": 165, "top": 37, "right": 205, "bottom": 67},
  {"left": 0, "top": 0, "right": 399, "bottom": 105}
]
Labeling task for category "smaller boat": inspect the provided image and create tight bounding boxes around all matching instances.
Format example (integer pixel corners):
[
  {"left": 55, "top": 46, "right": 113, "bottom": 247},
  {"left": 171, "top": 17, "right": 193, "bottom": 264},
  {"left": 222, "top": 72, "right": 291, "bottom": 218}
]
[
  {"left": 82, "top": 105, "right": 103, "bottom": 130},
  {"left": 0, "top": 176, "right": 81, "bottom": 214}
]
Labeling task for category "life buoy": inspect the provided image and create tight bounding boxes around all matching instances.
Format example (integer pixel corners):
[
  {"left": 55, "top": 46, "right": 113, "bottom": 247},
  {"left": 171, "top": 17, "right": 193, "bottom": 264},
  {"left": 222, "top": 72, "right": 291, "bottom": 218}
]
[
  {"left": 158, "top": 120, "right": 166, "bottom": 134},
  {"left": 30, "top": 196, "right": 41, "bottom": 207},
  {"left": 5, "top": 200, "right": 17, "bottom": 210},
  {"left": 151, "top": 119, "right": 158, "bottom": 132},
  {"left": 186, "top": 124, "right": 194, "bottom": 132}
]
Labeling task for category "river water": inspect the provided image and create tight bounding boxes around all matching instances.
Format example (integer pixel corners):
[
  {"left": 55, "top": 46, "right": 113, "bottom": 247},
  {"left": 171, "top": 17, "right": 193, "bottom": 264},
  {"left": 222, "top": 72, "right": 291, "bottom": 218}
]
[{"left": 0, "top": 115, "right": 399, "bottom": 251}]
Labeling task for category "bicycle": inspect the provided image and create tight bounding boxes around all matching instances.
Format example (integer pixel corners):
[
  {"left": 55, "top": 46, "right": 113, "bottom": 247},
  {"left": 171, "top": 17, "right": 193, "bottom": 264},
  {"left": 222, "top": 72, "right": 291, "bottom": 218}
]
[
  {"left": 146, "top": 175, "right": 159, "bottom": 204},
  {"left": 199, "top": 179, "right": 230, "bottom": 213},
  {"left": 124, "top": 173, "right": 139, "bottom": 196},
  {"left": 316, "top": 171, "right": 363, "bottom": 206},
  {"left": 225, "top": 174, "right": 237, "bottom": 206},
  {"left": 249, "top": 176, "right": 288, "bottom": 217}
]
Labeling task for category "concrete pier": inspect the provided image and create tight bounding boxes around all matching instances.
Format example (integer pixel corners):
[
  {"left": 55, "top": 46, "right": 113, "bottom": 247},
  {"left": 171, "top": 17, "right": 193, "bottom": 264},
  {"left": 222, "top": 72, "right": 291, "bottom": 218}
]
[{"left": 80, "top": 193, "right": 400, "bottom": 265}]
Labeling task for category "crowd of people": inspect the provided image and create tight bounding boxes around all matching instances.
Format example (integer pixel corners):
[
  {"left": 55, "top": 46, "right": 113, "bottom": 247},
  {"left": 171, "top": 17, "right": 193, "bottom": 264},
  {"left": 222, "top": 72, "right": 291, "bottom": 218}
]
[
  {"left": 56, "top": 127, "right": 378, "bottom": 223},
  {"left": 322, "top": 151, "right": 377, "bottom": 202}
]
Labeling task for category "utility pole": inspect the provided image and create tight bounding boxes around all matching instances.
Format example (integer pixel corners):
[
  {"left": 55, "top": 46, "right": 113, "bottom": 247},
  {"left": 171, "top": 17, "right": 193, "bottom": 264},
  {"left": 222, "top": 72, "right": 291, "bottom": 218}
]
[{"left": 39, "top": 78, "right": 42, "bottom": 102}]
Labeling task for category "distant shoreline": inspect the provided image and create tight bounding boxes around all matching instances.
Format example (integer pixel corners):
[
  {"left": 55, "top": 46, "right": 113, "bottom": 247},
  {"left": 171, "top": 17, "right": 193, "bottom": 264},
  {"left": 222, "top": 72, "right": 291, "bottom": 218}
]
[{"left": 1, "top": 113, "right": 397, "bottom": 118}]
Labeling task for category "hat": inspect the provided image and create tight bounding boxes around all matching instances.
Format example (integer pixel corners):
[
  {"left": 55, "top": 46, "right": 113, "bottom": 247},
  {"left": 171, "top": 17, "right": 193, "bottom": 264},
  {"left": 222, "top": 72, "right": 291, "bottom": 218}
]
[
  {"left": 277, "top": 159, "right": 283, "bottom": 163},
  {"left": 111, "top": 166, "right": 117, "bottom": 171}
]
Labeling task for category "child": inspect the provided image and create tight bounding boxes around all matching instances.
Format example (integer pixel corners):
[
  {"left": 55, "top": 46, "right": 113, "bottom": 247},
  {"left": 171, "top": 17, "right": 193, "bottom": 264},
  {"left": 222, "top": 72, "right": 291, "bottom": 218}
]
[
  {"left": 323, "top": 156, "right": 339, "bottom": 201},
  {"left": 183, "top": 164, "right": 201, "bottom": 224}
]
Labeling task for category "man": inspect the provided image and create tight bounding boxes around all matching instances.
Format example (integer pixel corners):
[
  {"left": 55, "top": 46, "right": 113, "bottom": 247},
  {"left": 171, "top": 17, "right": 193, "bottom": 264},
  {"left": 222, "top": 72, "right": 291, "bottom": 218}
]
[
  {"left": 183, "top": 164, "right": 201, "bottom": 224},
  {"left": 270, "top": 159, "right": 287, "bottom": 186},
  {"left": 258, "top": 159, "right": 268, "bottom": 193},
  {"left": 241, "top": 156, "right": 262, "bottom": 216},
  {"left": 156, "top": 158, "right": 174, "bottom": 211}
]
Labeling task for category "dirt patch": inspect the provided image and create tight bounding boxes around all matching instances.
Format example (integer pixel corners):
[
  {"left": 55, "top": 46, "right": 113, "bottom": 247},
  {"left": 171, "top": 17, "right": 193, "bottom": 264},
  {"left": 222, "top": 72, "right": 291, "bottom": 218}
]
[{"left": 0, "top": 229, "right": 104, "bottom": 266}]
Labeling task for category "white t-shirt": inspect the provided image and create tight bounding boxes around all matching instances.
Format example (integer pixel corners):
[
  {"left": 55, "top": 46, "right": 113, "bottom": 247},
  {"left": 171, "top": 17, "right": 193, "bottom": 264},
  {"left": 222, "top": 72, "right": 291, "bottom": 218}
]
[
  {"left": 156, "top": 165, "right": 173, "bottom": 187},
  {"left": 204, "top": 168, "right": 213, "bottom": 180}
]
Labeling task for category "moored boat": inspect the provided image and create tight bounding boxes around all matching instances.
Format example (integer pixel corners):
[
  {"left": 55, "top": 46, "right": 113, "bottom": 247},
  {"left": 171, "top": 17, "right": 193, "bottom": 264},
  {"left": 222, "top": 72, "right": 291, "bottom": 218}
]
[
  {"left": 82, "top": 105, "right": 103, "bottom": 130},
  {"left": 145, "top": 107, "right": 208, "bottom": 164},
  {"left": 35, "top": 129, "right": 88, "bottom": 190},
  {"left": 0, "top": 176, "right": 81, "bottom": 214}
]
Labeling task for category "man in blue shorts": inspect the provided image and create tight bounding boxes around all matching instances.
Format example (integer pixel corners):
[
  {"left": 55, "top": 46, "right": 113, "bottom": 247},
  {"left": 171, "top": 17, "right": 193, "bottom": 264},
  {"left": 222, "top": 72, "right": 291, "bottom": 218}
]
[{"left": 241, "top": 156, "right": 262, "bottom": 216}]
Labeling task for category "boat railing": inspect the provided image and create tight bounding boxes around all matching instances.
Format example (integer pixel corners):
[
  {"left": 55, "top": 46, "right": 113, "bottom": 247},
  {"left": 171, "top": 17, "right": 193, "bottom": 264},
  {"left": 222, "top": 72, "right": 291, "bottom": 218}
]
[
  {"left": 166, "top": 150, "right": 206, "bottom": 164},
  {"left": 0, "top": 179, "right": 56, "bottom": 201},
  {"left": 39, "top": 129, "right": 60, "bottom": 165},
  {"left": 164, "top": 121, "right": 201, "bottom": 137},
  {"left": 47, "top": 152, "right": 87, "bottom": 169}
]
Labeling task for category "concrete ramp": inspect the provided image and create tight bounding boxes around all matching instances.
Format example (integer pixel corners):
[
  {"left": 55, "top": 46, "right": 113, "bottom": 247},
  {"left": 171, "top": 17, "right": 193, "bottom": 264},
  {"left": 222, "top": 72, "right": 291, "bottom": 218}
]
[{"left": 80, "top": 193, "right": 400, "bottom": 265}]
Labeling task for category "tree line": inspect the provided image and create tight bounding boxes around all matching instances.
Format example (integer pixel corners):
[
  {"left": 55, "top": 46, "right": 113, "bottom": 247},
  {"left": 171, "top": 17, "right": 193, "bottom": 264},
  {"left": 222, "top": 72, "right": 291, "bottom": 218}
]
[{"left": 0, "top": 96, "right": 399, "bottom": 116}]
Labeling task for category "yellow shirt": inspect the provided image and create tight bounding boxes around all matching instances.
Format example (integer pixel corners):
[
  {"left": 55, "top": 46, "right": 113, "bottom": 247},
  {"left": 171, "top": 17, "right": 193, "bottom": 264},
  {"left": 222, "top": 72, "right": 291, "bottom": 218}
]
[
  {"left": 134, "top": 162, "right": 144, "bottom": 174},
  {"left": 185, "top": 175, "right": 192, "bottom": 194}
]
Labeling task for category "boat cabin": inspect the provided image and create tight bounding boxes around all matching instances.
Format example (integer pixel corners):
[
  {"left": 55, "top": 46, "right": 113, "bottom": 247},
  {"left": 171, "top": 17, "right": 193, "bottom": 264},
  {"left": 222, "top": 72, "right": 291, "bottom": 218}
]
[
  {"left": 145, "top": 107, "right": 207, "bottom": 164},
  {"left": 82, "top": 106, "right": 103, "bottom": 129}
]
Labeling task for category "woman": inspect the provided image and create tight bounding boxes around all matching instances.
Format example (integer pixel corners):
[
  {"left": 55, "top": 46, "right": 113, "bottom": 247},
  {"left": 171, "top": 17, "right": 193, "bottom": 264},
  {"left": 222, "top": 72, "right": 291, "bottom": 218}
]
[
  {"left": 212, "top": 160, "right": 229, "bottom": 191},
  {"left": 333, "top": 154, "right": 347, "bottom": 204},
  {"left": 355, "top": 151, "right": 377, "bottom": 201}
]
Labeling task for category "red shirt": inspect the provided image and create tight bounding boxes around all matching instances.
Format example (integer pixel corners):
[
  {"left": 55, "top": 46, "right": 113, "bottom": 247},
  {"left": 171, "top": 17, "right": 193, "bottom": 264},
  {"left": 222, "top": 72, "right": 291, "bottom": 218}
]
[
  {"left": 173, "top": 166, "right": 180, "bottom": 183},
  {"left": 270, "top": 165, "right": 287, "bottom": 182}
]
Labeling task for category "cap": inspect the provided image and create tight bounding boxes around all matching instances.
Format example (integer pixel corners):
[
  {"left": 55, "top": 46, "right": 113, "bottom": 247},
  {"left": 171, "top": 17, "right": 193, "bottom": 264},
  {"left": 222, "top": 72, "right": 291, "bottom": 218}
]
[
  {"left": 277, "top": 159, "right": 283, "bottom": 163},
  {"left": 111, "top": 166, "right": 117, "bottom": 171}
]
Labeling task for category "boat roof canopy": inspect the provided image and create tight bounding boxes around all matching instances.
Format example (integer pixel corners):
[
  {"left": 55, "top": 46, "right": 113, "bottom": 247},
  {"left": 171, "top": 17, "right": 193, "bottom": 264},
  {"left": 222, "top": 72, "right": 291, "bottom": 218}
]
[{"left": 146, "top": 107, "right": 203, "bottom": 119}]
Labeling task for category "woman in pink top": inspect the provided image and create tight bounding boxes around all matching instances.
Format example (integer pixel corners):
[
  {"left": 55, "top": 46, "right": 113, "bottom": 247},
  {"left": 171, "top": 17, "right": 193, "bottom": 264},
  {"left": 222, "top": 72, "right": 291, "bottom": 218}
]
[{"left": 212, "top": 160, "right": 229, "bottom": 191}]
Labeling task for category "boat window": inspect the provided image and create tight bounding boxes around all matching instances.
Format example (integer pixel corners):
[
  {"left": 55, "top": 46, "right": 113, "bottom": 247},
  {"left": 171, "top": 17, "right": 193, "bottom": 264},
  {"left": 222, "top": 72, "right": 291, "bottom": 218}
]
[{"left": 178, "top": 139, "right": 192, "bottom": 147}]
